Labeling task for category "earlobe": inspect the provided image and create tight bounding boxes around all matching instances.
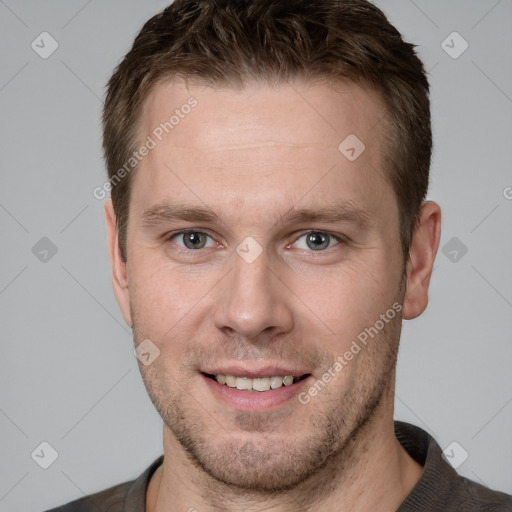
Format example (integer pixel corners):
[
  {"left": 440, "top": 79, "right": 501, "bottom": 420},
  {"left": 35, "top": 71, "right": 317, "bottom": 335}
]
[
  {"left": 105, "top": 199, "right": 133, "bottom": 327},
  {"left": 402, "top": 201, "right": 442, "bottom": 320}
]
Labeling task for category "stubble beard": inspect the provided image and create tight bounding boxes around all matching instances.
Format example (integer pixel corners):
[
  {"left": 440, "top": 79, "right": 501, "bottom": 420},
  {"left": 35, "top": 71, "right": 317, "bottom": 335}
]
[{"left": 133, "top": 300, "right": 403, "bottom": 498}]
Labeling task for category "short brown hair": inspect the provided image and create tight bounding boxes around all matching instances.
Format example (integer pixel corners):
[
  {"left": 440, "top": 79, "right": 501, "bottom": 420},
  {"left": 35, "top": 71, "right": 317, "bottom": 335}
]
[{"left": 103, "top": 0, "right": 431, "bottom": 263}]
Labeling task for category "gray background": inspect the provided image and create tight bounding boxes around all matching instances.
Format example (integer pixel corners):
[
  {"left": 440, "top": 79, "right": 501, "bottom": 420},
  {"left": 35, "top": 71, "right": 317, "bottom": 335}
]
[{"left": 1, "top": 1, "right": 511, "bottom": 510}]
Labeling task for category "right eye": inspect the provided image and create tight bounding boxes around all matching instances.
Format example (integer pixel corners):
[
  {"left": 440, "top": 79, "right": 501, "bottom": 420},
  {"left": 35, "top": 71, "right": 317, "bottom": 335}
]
[{"left": 169, "top": 230, "right": 216, "bottom": 250}]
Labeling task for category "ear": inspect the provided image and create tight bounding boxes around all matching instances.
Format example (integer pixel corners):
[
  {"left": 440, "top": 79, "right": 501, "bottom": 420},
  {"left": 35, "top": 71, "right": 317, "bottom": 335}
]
[
  {"left": 402, "top": 201, "right": 442, "bottom": 320},
  {"left": 105, "top": 199, "right": 132, "bottom": 327}
]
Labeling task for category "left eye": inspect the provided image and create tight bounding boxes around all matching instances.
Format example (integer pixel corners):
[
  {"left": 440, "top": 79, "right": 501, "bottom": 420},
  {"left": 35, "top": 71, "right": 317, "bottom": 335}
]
[
  {"left": 293, "top": 231, "right": 341, "bottom": 251},
  {"left": 171, "top": 231, "right": 215, "bottom": 250}
]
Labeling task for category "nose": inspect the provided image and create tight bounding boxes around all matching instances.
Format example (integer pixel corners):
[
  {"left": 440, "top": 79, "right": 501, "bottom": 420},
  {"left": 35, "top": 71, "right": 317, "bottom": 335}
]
[{"left": 213, "top": 245, "right": 294, "bottom": 341}]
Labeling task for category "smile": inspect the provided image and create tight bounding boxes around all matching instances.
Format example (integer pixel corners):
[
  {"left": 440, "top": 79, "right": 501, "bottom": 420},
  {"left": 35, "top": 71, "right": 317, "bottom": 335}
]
[{"left": 202, "top": 373, "right": 310, "bottom": 392}]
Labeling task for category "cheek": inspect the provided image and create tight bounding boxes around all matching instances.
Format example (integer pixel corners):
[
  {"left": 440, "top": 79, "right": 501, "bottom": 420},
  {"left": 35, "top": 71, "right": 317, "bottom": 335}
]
[
  {"left": 292, "top": 256, "right": 398, "bottom": 349},
  {"left": 128, "top": 250, "right": 226, "bottom": 349},
  {"left": 128, "top": 259, "right": 192, "bottom": 336}
]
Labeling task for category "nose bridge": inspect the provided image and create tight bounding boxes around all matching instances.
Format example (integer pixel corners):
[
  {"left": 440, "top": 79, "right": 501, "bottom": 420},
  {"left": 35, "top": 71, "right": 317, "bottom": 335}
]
[{"left": 213, "top": 244, "right": 293, "bottom": 339}]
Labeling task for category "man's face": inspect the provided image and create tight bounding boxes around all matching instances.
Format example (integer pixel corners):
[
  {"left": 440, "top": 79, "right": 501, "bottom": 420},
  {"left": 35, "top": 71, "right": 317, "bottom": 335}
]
[{"left": 113, "top": 79, "right": 408, "bottom": 491}]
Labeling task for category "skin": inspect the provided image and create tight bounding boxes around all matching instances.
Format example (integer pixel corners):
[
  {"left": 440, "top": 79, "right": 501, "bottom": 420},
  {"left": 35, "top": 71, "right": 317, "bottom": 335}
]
[{"left": 106, "top": 78, "right": 441, "bottom": 512}]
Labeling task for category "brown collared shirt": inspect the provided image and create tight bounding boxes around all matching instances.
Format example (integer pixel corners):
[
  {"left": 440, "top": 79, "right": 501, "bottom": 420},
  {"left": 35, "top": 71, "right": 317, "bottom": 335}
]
[{"left": 45, "top": 421, "right": 512, "bottom": 511}]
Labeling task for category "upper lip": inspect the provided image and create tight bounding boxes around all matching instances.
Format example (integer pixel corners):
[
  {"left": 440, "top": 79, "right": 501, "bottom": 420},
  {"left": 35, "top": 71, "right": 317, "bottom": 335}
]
[{"left": 201, "top": 365, "right": 311, "bottom": 378}]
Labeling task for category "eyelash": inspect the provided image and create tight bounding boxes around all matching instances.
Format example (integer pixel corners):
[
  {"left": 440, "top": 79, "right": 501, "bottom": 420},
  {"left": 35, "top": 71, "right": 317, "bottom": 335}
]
[{"left": 166, "top": 229, "right": 347, "bottom": 253}]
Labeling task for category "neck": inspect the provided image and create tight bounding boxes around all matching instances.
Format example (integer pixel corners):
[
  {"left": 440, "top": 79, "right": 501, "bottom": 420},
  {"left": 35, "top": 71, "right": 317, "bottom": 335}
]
[{"left": 148, "top": 381, "right": 423, "bottom": 512}]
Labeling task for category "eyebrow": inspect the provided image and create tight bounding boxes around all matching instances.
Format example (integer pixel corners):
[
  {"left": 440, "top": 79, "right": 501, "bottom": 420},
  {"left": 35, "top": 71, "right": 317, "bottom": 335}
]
[
  {"left": 276, "top": 202, "right": 373, "bottom": 230},
  {"left": 140, "top": 200, "right": 373, "bottom": 230},
  {"left": 141, "top": 202, "right": 219, "bottom": 226}
]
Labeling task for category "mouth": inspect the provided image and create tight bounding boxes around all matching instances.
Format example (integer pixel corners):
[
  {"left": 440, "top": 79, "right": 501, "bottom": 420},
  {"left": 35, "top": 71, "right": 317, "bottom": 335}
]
[{"left": 201, "top": 372, "right": 311, "bottom": 393}]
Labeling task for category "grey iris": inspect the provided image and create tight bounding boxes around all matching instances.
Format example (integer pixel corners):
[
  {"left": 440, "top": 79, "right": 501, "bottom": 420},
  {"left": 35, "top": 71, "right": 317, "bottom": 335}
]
[{"left": 306, "top": 232, "right": 330, "bottom": 250}]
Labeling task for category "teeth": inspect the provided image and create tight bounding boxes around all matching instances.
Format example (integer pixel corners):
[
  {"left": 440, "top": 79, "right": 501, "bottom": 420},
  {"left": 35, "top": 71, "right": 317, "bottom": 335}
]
[
  {"left": 225, "top": 375, "right": 236, "bottom": 387},
  {"left": 270, "top": 376, "right": 284, "bottom": 389},
  {"left": 282, "top": 375, "right": 294, "bottom": 386},
  {"left": 253, "top": 377, "right": 270, "bottom": 391},
  {"left": 235, "top": 377, "right": 253, "bottom": 391},
  {"left": 215, "top": 374, "right": 298, "bottom": 392}
]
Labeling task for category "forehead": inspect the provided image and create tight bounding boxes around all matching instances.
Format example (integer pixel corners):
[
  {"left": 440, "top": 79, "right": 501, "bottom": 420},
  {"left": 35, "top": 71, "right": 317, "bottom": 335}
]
[
  {"left": 132, "top": 77, "right": 393, "bottom": 223},
  {"left": 142, "top": 77, "right": 385, "bottom": 152}
]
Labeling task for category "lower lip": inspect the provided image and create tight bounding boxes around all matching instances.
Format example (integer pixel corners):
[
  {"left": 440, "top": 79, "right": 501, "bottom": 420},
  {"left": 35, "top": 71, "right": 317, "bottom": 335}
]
[{"left": 201, "top": 373, "right": 313, "bottom": 412}]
